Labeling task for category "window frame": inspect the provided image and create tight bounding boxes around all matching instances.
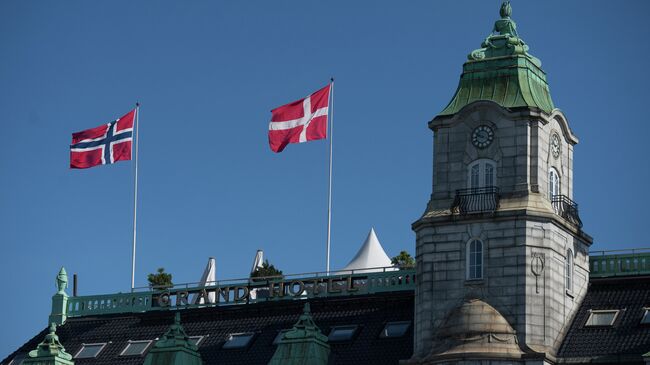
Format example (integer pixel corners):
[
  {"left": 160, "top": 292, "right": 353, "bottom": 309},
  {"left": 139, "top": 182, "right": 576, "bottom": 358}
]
[
  {"left": 222, "top": 332, "right": 256, "bottom": 349},
  {"left": 119, "top": 340, "right": 152, "bottom": 357},
  {"left": 565, "top": 249, "right": 574, "bottom": 294},
  {"left": 549, "top": 167, "right": 560, "bottom": 200},
  {"left": 585, "top": 310, "right": 620, "bottom": 327},
  {"left": 74, "top": 342, "right": 108, "bottom": 359},
  {"left": 379, "top": 321, "right": 411, "bottom": 339},
  {"left": 467, "top": 159, "right": 497, "bottom": 189},
  {"left": 327, "top": 325, "right": 359, "bottom": 342},
  {"left": 466, "top": 238, "right": 484, "bottom": 280}
]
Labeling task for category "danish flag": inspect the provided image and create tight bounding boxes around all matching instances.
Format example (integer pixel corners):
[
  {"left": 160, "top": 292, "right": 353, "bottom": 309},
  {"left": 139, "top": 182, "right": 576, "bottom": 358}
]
[
  {"left": 70, "top": 109, "right": 135, "bottom": 169},
  {"left": 268, "top": 84, "right": 331, "bottom": 153}
]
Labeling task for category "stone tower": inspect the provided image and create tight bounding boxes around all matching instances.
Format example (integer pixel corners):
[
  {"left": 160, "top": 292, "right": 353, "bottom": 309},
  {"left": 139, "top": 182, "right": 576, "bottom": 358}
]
[{"left": 409, "top": 2, "right": 592, "bottom": 364}]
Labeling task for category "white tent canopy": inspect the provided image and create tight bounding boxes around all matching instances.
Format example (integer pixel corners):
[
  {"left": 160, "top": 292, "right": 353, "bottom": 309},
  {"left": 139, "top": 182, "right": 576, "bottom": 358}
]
[
  {"left": 250, "top": 249, "right": 264, "bottom": 275},
  {"left": 249, "top": 249, "right": 264, "bottom": 300},
  {"left": 192, "top": 257, "right": 216, "bottom": 304},
  {"left": 341, "top": 228, "right": 396, "bottom": 273}
]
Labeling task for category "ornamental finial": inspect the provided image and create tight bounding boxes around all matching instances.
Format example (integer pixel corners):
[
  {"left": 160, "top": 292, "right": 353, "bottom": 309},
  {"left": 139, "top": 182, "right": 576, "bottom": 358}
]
[
  {"left": 55, "top": 267, "right": 68, "bottom": 294},
  {"left": 500, "top": 1, "right": 512, "bottom": 18},
  {"left": 493, "top": 1, "right": 518, "bottom": 37}
]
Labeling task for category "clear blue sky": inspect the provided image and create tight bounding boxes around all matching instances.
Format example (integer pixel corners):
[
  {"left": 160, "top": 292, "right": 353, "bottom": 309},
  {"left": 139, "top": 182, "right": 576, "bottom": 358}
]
[{"left": 2, "top": 0, "right": 649, "bottom": 356}]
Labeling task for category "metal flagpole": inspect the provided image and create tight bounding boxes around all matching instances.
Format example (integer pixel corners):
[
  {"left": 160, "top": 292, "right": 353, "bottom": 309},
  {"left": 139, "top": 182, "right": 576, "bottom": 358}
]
[
  {"left": 131, "top": 103, "right": 140, "bottom": 291},
  {"left": 326, "top": 78, "right": 334, "bottom": 274}
]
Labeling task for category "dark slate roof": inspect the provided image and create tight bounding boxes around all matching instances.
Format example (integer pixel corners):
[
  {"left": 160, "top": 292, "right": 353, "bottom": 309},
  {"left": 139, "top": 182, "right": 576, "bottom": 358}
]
[
  {"left": 2, "top": 292, "right": 413, "bottom": 365},
  {"left": 558, "top": 276, "right": 650, "bottom": 364}
]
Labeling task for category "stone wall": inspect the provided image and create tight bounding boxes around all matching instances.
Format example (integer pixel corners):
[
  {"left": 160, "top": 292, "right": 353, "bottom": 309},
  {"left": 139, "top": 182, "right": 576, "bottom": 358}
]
[
  {"left": 413, "top": 215, "right": 590, "bottom": 360},
  {"left": 413, "top": 102, "right": 590, "bottom": 362}
]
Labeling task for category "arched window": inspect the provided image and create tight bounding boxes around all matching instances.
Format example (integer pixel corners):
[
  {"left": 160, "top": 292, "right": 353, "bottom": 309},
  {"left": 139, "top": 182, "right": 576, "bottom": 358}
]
[
  {"left": 549, "top": 167, "right": 560, "bottom": 199},
  {"left": 566, "top": 249, "right": 573, "bottom": 293},
  {"left": 468, "top": 159, "right": 496, "bottom": 189},
  {"left": 466, "top": 239, "right": 484, "bottom": 280}
]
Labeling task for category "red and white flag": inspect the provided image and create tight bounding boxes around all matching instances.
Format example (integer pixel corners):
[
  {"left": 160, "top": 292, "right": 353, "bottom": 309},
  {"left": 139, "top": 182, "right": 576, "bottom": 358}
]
[
  {"left": 268, "top": 84, "right": 331, "bottom": 153},
  {"left": 70, "top": 109, "right": 135, "bottom": 169}
]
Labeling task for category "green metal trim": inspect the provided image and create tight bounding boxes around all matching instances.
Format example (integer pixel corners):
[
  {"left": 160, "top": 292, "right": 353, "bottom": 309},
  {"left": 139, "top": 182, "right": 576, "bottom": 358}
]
[
  {"left": 268, "top": 303, "right": 330, "bottom": 365},
  {"left": 438, "top": 1, "right": 555, "bottom": 116},
  {"left": 23, "top": 323, "right": 74, "bottom": 365},
  {"left": 142, "top": 313, "right": 203, "bottom": 365},
  {"left": 65, "top": 269, "right": 415, "bottom": 318},
  {"left": 590, "top": 251, "right": 650, "bottom": 278},
  {"left": 49, "top": 268, "right": 69, "bottom": 326}
]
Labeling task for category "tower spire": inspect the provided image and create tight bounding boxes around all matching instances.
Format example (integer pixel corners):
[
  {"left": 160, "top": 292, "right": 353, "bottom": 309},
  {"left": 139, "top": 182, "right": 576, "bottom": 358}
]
[{"left": 438, "top": 1, "right": 554, "bottom": 116}]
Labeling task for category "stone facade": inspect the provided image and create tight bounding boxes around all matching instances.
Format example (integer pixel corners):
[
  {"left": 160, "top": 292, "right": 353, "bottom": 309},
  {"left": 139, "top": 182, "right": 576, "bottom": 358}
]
[{"left": 411, "top": 101, "right": 592, "bottom": 363}]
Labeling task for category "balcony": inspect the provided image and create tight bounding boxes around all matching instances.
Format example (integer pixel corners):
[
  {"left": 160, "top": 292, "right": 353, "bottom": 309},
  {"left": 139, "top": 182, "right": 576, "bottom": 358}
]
[
  {"left": 551, "top": 195, "right": 583, "bottom": 228},
  {"left": 451, "top": 187, "right": 500, "bottom": 214}
]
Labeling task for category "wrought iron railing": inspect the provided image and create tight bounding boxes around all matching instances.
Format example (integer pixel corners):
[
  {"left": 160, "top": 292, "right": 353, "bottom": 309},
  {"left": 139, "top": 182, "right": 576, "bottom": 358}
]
[
  {"left": 451, "top": 187, "right": 499, "bottom": 214},
  {"left": 551, "top": 194, "right": 582, "bottom": 228},
  {"left": 590, "top": 249, "right": 650, "bottom": 278}
]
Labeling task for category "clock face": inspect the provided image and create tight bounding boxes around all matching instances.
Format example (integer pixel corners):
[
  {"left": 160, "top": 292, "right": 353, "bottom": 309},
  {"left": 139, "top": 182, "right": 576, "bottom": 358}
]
[
  {"left": 471, "top": 125, "right": 494, "bottom": 149},
  {"left": 551, "top": 133, "right": 561, "bottom": 158}
]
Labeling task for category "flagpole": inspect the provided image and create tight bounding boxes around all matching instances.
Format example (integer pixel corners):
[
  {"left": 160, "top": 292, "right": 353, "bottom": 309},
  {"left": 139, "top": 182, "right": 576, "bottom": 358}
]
[
  {"left": 131, "top": 103, "right": 140, "bottom": 291},
  {"left": 326, "top": 78, "right": 334, "bottom": 274}
]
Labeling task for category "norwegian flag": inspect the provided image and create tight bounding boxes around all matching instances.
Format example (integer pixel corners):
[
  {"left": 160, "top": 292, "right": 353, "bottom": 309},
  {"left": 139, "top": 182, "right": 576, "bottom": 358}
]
[
  {"left": 70, "top": 109, "right": 135, "bottom": 169},
  {"left": 268, "top": 84, "right": 331, "bottom": 153}
]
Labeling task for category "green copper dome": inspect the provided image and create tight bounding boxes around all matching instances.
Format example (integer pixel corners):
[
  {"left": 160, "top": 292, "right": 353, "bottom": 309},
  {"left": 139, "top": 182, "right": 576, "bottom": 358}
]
[{"left": 439, "top": 1, "right": 555, "bottom": 116}]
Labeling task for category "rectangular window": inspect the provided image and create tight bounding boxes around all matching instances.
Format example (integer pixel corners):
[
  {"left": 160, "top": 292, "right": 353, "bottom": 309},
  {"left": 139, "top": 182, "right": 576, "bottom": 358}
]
[
  {"left": 379, "top": 321, "right": 411, "bottom": 338},
  {"left": 565, "top": 250, "right": 573, "bottom": 293},
  {"left": 328, "top": 325, "right": 358, "bottom": 342},
  {"left": 74, "top": 343, "right": 107, "bottom": 359},
  {"left": 223, "top": 333, "right": 255, "bottom": 349},
  {"left": 585, "top": 310, "right": 619, "bottom": 327},
  {"left": 120, "top": 340, "right": 152, "bottom": 356},
  {"left": 467, "top": 240, "right": 483, "bottom": 280}
]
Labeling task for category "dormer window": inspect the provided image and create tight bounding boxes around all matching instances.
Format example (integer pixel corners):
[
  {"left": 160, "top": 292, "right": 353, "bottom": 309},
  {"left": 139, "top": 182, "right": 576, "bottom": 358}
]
[
  {"left": 119, "top": 340, "right": 152, "bottom": 356},
  {"left": 223, "top": 333, "right": 255, "bottom": 349},
  {"left": 75, "top": 343, "right": 107, "bottom": 359},
  {"left": 468, "top": 159, "right": 496, "bottom": 189},
  {"left": 585, "top": 310, "right": 619, "bottom": 327},
  {"left": 379, "top": 321, "right": 411, "bottom": 338},
  {"left": 328, "top": 325, "right": 359, "bottom": 342}
]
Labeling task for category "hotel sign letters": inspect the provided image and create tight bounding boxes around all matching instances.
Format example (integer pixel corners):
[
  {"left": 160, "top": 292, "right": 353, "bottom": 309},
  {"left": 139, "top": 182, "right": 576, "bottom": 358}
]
[{"left": 155, "top": 276, "right": 360, "bottom": 308}]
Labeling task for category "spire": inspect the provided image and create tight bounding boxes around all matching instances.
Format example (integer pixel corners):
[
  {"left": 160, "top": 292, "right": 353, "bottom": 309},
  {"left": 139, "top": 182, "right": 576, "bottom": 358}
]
[
  {"left": 268, "top": 303, "right": 330, "bottom": 365},
  {"left": 142, "top": 312, "right": 203, "bottom": 365},
  {"left": 439, "top": 1, "right": 555, "bottom": 116},
  {"left": 23, "top": 323, "right": 74, "bottom": 365}
]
